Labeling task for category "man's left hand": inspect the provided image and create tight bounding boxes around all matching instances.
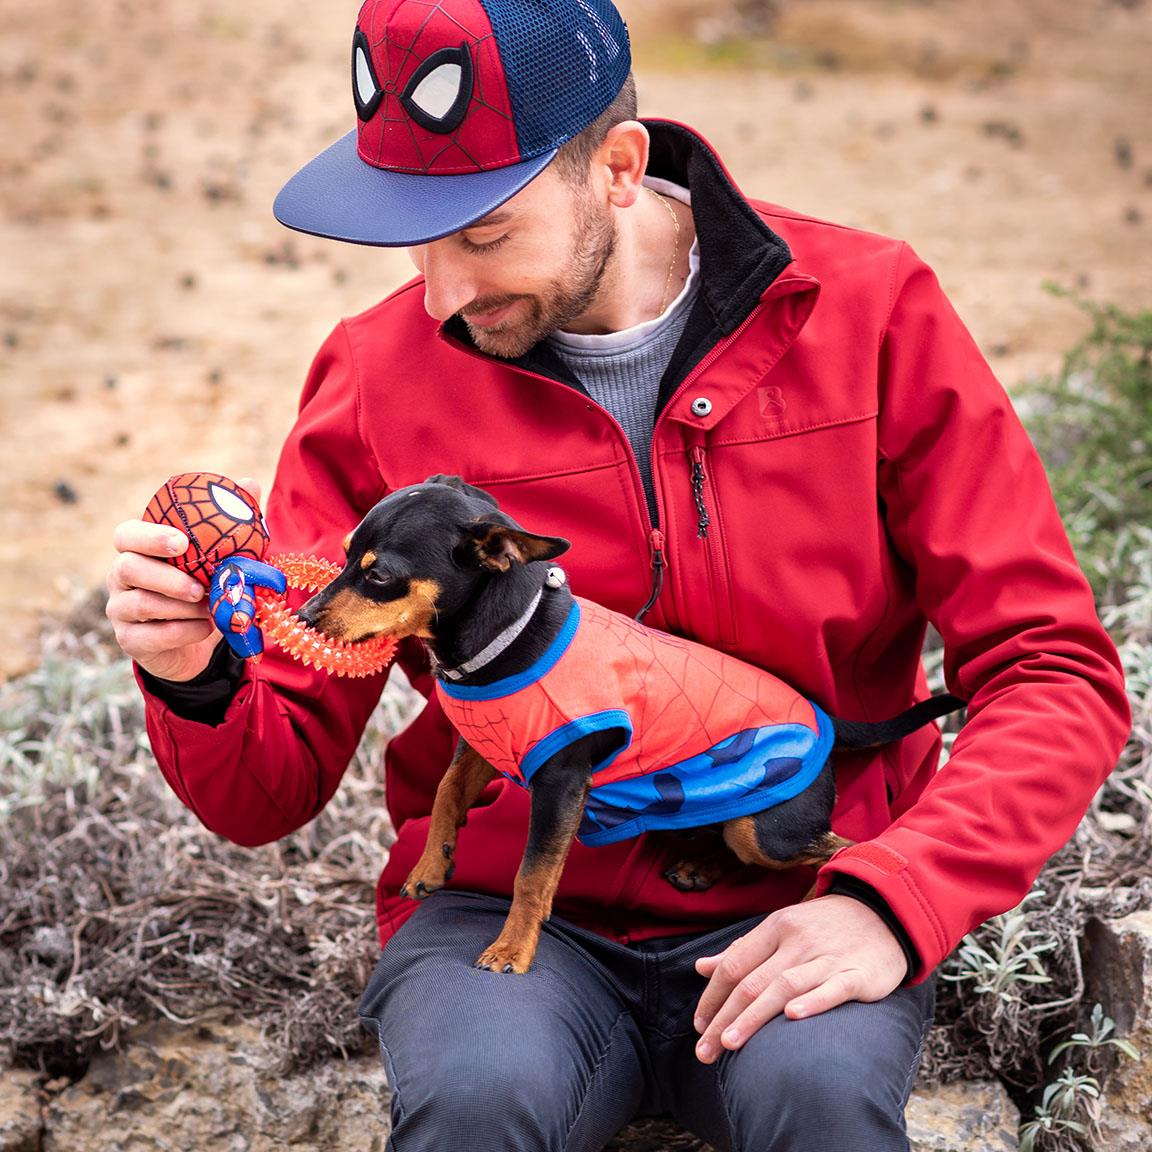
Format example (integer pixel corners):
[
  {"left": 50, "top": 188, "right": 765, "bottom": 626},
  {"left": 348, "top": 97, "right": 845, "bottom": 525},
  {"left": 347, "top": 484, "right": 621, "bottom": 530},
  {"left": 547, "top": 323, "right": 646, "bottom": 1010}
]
[{"left": 692, "top": 894, "right": 907, "bottom": 1063}]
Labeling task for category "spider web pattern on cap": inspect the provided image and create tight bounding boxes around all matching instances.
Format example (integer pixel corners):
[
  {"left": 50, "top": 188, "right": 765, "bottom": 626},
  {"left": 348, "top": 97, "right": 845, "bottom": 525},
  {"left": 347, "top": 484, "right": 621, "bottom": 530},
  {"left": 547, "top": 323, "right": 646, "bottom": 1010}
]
[{"left": 355, "top": 0, "right": 520, "bottom": 175}]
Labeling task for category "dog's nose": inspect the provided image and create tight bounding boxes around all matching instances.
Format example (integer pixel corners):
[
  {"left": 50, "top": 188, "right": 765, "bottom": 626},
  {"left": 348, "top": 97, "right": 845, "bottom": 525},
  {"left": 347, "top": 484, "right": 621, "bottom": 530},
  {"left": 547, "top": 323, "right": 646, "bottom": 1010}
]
[{"left": 296, "top": 594, "right": 323, "bottom": 628}]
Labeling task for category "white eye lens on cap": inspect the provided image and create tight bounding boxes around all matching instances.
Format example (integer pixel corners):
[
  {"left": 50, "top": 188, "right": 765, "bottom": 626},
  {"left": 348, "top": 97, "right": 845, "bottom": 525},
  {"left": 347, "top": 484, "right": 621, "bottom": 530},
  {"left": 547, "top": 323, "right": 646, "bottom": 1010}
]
[
  {"left": 410, "top": 62, "right": 463, "bottom": 120},
  {"left": 401, "top": 43, "right": 474, "bottom": 134},
  {"left": 352, "top": 29, "right": 384, "bottom": 122}
]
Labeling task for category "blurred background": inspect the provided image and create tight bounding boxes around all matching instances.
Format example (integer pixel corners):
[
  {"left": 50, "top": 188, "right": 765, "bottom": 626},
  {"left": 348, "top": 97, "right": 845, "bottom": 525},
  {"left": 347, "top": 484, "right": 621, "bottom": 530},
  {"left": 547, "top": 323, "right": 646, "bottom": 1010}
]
[{"left": 1, "top": 0, "right": 1150, "bottom": 677}]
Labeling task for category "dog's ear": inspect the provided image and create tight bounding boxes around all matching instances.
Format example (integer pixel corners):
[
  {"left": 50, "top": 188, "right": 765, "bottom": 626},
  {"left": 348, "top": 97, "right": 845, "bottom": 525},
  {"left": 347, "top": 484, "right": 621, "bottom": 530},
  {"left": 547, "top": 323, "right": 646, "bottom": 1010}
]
[
  {"left": 456, "top": 522, "right": 570, "bottom": 572},
  {"left": 424, "top": 474, "right": 499, "bottom": 508}
]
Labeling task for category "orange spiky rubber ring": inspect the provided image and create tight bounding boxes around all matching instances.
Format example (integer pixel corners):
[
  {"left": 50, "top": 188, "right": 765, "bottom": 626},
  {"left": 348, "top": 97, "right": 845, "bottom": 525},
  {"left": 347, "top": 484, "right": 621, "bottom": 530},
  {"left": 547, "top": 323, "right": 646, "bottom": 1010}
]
[{"left": 256, "top": 554, "right": 397, "bottom": 678}]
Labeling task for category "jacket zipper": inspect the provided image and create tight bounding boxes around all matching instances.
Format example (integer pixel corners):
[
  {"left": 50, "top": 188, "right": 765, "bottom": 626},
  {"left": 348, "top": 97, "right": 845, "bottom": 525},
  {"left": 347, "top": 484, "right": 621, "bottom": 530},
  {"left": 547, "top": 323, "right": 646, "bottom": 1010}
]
[{"left": 636, "top": 530, "right": 665, "bottom": 622}]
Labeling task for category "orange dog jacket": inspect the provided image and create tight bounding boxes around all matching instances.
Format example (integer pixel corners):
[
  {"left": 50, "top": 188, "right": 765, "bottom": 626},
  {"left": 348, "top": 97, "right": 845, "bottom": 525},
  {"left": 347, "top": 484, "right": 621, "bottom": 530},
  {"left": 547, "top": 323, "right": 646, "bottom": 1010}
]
[{"left": 436, "top": 598, "right": 833, "bottom": 846}]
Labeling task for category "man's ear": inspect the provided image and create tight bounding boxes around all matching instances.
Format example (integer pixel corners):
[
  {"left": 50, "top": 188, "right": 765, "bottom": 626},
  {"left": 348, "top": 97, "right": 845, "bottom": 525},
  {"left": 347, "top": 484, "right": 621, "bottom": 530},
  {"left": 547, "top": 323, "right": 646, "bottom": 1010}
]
[{"left": 456, "top": 522, "right": 570, "bottom": 572}]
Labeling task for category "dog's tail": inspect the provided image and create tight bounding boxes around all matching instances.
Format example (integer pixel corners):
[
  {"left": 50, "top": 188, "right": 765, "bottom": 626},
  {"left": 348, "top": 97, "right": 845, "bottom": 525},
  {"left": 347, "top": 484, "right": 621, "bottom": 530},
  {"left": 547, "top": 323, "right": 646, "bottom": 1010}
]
[{"left": 831, "top": 693, "right": 967, "bottom": 750}]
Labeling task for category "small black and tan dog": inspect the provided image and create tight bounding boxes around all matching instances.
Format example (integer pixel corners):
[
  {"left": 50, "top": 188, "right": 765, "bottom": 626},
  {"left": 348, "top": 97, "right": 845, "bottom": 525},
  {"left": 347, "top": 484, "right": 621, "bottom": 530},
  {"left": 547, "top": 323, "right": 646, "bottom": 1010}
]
[{"left": 299, "top": 476, "right": 963, "bottom": 974}]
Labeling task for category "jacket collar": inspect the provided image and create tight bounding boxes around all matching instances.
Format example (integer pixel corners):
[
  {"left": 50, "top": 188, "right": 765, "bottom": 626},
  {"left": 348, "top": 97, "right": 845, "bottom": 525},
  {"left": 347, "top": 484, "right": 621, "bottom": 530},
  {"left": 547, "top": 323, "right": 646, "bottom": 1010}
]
[{"left": 439, "top": 120, "right": 796, "bottom": 398}]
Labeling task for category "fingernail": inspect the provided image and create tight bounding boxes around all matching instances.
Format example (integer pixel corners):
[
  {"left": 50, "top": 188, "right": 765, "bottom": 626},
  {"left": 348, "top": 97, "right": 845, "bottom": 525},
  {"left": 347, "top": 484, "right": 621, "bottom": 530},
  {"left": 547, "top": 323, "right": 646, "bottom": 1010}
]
[
  {"left": 167, "top": 535, "right": 186, "bottom": 554},
  {"left": 723, "top": 1028, "right": 741, "bottom": 1048},
  {"left": 697, "top": 1039, "right": 715, "bottom": 1061},
  {"left": 791, "top": 1003, "right": 808, "bottom": 1019},
  {"left": 693, "top": 1015, "right": 706, "bottom": 1034},
  {"left": 187, "top": 583, "right": 204, "bottom": 600}
]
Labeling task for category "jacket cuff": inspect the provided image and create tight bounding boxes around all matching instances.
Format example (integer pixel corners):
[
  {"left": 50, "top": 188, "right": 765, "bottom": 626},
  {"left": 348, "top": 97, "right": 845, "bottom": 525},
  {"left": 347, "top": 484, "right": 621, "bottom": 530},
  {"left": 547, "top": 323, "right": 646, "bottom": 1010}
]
[
  {"left": 816, "top": 840, "right": 944, "bottom": 984},
  {"left": 826, "top": 874, "right": 919, "bottom": 983},
  {"left": 137, "top": 640, "right": 246, "bottom": 726}
]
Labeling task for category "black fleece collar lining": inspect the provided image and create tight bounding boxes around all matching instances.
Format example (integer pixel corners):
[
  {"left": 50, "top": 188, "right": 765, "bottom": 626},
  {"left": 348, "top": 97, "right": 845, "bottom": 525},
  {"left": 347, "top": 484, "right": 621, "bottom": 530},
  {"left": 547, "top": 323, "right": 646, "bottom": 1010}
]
[
  {"left": 442, "top": 120, "right": 795, "bottom": 406},
  {"left": 645, "top": 121, "right": 793, "bottom": 406}
]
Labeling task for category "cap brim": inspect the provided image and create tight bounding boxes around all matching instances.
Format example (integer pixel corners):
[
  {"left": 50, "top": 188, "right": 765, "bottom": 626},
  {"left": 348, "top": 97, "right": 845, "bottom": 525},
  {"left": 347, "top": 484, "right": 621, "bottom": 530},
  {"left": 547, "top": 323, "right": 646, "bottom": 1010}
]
[{"left": 273, "top": 131, "right": 556, "bottom": 247}]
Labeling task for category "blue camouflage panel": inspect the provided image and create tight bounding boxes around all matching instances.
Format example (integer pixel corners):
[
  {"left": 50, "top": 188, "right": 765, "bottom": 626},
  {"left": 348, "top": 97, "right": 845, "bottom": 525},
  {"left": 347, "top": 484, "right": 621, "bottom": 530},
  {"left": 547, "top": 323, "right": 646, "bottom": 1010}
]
[{"left": 577, "top": 707, "right": 834, "bottom": 846}]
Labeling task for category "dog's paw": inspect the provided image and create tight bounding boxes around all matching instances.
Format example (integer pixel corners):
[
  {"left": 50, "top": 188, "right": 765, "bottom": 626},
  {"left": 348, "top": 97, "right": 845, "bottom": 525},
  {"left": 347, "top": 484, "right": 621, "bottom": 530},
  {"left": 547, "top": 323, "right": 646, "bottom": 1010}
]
[
  {"left": 474, "top": 940, "right": 534, "bottom": 975},
  {"left": 400, "top": 846, "right": 456, "bottom": 899},
  {"left": 663, "top": 859, "right": 722, "bottom": 892},
  {"left": 400, "top": 877, "right": 439, "bottom": 900}
]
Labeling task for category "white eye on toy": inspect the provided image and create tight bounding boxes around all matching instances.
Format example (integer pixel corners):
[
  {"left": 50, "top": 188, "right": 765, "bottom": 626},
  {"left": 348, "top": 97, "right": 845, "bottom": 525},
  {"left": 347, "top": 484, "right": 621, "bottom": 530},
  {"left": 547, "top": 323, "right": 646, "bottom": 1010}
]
[{"left": 209, "top": 481, "right": 257, "bottom": 523}]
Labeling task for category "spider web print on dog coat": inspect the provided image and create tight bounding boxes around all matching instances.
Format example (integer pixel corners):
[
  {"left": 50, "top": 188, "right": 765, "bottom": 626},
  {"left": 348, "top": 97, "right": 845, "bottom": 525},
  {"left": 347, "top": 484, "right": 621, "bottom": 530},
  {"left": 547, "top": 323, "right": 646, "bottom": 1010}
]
[{"left": 436, "top": 598, "right": 834, "bottom": 846}]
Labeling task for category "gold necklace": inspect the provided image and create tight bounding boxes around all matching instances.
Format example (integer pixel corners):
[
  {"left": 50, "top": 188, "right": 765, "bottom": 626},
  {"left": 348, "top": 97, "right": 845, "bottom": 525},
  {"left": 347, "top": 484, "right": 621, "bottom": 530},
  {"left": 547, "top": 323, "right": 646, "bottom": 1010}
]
[{"left": 647, "top": 187, "right": 681, "bottom": 317}]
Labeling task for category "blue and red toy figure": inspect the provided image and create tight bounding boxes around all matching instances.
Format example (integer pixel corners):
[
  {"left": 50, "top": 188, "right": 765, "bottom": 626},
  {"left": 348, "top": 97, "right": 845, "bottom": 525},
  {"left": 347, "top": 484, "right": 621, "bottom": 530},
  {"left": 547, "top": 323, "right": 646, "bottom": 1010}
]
[{"left": 208, "top": 555, "right": 288, "bottom": 660}]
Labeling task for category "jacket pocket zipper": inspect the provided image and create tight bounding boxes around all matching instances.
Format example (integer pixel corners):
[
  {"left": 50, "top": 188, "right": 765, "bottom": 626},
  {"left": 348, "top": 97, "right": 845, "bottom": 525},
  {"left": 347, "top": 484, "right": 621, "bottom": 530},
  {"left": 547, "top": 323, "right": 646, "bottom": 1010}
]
[
  {"left": 689, "top": 446, "right": 738, "bottom": 646},
  {"left": 690, "top": 457, "right": 711, "bottom": 538}
]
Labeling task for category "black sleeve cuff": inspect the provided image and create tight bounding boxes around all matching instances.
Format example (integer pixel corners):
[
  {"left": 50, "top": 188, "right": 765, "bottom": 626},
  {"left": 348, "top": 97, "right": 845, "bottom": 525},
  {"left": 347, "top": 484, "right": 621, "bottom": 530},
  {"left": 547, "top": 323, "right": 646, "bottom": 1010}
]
[
  {"left": 138, "top": 640, "right": 246, "bottom": 727},
  {"left": 827, "top": 874, "right": 920, "bottom": 983}
]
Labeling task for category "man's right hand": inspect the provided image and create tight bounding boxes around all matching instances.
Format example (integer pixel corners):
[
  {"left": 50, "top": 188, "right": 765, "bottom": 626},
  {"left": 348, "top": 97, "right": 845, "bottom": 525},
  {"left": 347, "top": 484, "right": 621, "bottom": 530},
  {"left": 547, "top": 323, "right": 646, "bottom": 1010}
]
[{"left": 106, "top": 478, "right": 262, "bottom": 682}]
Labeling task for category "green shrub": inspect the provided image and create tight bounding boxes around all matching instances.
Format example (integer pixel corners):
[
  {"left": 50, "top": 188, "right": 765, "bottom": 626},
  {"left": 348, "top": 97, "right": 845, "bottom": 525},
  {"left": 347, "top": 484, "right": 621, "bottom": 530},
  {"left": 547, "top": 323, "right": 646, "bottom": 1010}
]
[{"left": 1023, "top": 288, "right": 1152, "bottom": 604}]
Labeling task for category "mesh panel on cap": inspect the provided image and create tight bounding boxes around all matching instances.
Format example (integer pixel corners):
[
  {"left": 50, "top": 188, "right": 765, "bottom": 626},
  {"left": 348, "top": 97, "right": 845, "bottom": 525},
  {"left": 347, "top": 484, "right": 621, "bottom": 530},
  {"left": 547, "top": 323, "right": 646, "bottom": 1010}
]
[{"left": 481, "top": 0, "right": 631, "bottom": 159}]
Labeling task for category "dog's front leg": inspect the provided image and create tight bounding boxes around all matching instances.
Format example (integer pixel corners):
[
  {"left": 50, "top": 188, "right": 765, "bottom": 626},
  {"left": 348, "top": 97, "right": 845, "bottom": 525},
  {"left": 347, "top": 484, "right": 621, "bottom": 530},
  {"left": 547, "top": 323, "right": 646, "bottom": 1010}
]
[
  {"left": 475, "top": 757, "right": 590, "bottom": 975},
  {"left": 402, "top": 740, "right": 496, "bottom": 899}
]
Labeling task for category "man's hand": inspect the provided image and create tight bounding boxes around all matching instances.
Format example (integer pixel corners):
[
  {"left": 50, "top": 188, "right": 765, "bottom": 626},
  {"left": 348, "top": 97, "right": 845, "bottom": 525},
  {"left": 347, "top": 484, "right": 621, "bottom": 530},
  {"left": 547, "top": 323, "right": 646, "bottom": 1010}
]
[
  {"left": 107, "top": 478, "right": 262, "bottom": 682},
  {"left": 692, "top": 894, "right": 906, "bottom": 1063}
]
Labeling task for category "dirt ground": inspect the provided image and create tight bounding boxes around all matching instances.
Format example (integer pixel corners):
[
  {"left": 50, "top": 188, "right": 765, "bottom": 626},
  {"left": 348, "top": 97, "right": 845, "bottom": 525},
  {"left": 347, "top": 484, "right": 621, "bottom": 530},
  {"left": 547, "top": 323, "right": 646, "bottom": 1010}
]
[{"left": 1, "top": 0, "right": 1149, "bottom": 679}]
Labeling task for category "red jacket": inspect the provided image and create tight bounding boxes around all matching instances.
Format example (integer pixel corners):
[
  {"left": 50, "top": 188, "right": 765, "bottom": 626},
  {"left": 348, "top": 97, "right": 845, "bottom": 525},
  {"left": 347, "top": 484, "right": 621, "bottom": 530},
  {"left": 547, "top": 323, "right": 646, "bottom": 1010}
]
[{"left": 140, "top": 121, "right": 1130, "bottom": 982}]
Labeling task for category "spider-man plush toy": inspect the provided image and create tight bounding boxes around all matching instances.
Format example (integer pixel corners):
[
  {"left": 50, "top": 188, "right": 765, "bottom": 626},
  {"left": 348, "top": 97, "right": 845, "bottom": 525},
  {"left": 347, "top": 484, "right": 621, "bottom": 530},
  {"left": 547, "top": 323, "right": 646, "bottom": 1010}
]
[{"left": 143, "top": 473, "right": 286, "bottom": 660}]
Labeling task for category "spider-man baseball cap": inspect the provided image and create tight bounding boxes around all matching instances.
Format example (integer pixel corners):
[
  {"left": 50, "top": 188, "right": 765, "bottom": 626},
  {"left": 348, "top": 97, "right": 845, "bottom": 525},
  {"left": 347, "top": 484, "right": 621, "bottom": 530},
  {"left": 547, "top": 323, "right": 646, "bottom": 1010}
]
[{"left": 273, "top": 0, "right": 632, "bottom": 247}]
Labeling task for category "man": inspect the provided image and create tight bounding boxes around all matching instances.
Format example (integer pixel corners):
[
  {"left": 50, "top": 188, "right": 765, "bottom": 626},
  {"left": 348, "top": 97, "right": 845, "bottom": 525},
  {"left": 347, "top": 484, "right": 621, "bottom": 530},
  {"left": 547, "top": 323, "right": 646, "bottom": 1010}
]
[{"left": 106, "top": 0, "right": 1130, "bottom": 1148}]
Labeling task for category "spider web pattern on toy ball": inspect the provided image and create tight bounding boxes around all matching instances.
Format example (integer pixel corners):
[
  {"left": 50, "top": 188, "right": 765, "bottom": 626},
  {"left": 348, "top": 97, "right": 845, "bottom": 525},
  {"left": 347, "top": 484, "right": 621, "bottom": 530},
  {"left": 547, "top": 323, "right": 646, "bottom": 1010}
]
[{"left": 144, "top": 473, "right": 269, "bottom": 586}]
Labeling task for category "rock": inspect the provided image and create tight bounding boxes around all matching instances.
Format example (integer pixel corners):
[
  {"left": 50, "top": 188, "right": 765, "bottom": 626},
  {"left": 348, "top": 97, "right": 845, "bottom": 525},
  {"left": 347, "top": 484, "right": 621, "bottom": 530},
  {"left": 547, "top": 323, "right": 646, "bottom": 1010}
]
[
  {"left": 30, "top": 1019, "right": 1025, "bottom": 1151},
  {"left": 53, "top": 480, "right": 79, "bottom": 505},
  {"left": 1082, "top": 910, "right": 1152, "bottom": 1152},
  {"left": 906, "top": 1080, "right": 1020, "bottom": 1151},
  {"left": 0, "top": 1067, "right": 43, "bottom": 1152},
  {"left": 42, "top": 1021, "right": 390, "bottom": 1152},
  {"left": 609, "top": 1079, "right": 1022, "bottom": 1151}
]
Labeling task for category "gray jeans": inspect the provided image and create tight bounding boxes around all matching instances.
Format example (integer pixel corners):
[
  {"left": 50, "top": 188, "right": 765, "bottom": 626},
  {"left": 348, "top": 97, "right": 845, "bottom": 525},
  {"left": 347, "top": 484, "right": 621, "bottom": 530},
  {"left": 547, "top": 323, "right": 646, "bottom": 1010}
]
[{"left": 359, "top": 890, "right": 936, "bottom": 1152}]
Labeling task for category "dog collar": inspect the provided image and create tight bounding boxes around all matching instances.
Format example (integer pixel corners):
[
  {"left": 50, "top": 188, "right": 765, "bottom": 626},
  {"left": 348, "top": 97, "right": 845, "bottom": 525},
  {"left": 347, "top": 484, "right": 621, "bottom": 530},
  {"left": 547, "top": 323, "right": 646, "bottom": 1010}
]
[{"left": 439, "top": 587, "right": 544, "bottom": 682}]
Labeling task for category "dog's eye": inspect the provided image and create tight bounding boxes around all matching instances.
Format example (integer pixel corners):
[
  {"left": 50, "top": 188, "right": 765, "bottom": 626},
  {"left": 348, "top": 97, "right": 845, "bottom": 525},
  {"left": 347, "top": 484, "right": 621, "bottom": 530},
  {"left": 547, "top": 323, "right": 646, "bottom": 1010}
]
[{"left": 365, "top": 570, "right": 397, "bottom": 588}]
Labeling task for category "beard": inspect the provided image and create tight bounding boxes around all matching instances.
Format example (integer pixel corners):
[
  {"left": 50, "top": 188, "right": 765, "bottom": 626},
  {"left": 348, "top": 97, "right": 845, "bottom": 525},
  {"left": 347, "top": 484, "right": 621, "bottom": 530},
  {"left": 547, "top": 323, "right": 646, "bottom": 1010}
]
[{"left": 461, "top": 192, "right": 617, "bottom": 360}]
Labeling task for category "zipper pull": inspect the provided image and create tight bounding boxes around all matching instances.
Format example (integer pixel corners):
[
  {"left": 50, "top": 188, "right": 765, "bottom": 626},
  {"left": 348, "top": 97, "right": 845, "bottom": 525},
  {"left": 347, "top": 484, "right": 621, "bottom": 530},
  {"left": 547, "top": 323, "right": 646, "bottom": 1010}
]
[
  {"left": 636, "top": 529, "right": 665, "bottom": 622},
  {"left": 690, "top": 447, "right": 711, "bottom": 539}
]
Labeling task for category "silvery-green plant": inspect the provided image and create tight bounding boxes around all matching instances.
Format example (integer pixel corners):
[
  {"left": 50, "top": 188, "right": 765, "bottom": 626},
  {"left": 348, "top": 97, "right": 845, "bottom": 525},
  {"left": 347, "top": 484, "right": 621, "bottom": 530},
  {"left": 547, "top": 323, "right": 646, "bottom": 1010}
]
[
  {"left": 943, "top": 891, "right": 1056, "bottom": 1003},
  {"left": 1048, "top": 1002, "right": 1141, "bottom": 1066},
  {"left": 1018, "top": 1068, "right": 1100, "bottom": 1152},
  {"left": 0, "top": 630, "right": 148, "bottom": 820}
]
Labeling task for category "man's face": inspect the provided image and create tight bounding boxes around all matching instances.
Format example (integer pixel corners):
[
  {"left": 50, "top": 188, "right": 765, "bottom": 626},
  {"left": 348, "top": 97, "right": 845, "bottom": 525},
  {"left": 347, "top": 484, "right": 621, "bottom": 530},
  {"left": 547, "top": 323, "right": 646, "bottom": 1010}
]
[{"left": 408, "top": 166, "right": 616, "bottom": 359}]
